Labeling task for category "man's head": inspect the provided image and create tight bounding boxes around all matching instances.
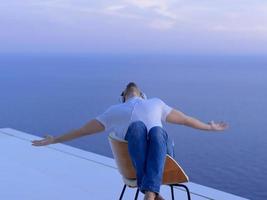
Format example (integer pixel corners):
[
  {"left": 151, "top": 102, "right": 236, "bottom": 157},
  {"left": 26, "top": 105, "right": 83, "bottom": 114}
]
[{"left": 121, "top": 82, "right": 142, "bottom": 102}]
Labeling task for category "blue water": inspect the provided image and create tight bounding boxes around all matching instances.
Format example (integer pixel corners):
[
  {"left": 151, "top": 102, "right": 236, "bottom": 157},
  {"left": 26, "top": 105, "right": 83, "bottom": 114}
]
[{"left": 1, "top": 54, "right": 267, "bottom": 200}]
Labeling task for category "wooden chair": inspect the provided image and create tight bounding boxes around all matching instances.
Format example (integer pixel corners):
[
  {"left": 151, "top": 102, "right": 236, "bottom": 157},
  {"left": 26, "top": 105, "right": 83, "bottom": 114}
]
[{"left": 108, "top": 132, "right": 191, "bottom": 200}]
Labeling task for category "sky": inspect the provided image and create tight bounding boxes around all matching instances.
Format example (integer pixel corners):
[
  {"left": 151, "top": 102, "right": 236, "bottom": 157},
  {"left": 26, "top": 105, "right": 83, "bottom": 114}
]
[{"left": 1, "top": 0, "right": 267, "bottom": 54}]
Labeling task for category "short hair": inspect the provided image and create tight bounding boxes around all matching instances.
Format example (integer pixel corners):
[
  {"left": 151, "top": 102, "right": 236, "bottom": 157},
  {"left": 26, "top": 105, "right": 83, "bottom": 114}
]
[
  {"left": 126, "top": 82, "right": 138, "bottom": 88},
  {"left": 121, "top": 82, "right": 141, "bottom": 99}
]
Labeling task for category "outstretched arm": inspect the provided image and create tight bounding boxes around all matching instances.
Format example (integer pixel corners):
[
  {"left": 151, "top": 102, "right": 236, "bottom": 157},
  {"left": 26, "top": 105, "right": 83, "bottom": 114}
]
[
  {"left": 166, "top": 109, "right": 228, "bottom": 131},
  {"left": 31, "top": 119, "right": 105, "bottom": 146}
]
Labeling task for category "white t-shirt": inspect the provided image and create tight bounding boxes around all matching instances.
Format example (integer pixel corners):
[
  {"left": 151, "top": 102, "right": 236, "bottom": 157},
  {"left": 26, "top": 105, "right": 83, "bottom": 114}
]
[{"left": 96, "top": 96, "right": 173, "bottom": 139}]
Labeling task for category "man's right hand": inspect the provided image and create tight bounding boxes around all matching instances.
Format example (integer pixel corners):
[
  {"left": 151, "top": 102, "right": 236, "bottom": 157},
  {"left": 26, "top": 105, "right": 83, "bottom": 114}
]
[
  {"left": 32, "top": 135, "right": 55, "bottom": 146},
  {"left": 31, "top": 119, "right": 105, "bottom": 147}
]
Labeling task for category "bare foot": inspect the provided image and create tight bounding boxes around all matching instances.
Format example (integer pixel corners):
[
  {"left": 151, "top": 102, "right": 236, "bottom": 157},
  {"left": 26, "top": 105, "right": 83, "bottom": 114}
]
[
  {"left": 155, "top": 194, "right": 165, "bottom": 200},
  {"left": 144, "top": 191, "right": 156, "bottom": 200}
]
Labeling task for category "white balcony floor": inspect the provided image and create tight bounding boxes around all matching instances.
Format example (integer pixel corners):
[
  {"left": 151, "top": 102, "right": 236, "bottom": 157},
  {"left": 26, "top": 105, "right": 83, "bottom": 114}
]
[{"left": 0, "top": 128, "right": 248, "bottom": 200}]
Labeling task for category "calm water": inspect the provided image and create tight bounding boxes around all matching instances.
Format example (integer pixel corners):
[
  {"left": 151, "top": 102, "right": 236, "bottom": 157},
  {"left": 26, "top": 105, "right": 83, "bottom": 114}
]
[{"left": 1, "top": 54, "right": 267, "bottom": 200}]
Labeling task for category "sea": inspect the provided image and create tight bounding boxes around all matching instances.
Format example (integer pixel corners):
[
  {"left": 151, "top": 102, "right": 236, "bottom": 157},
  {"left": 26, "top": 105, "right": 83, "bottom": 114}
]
[{"left": 0, "top": 54, "right": 266, "bottom": 200}]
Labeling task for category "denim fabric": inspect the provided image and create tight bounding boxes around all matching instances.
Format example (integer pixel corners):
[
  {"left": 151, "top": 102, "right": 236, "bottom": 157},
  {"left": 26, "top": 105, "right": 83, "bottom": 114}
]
[
  {"left": 125, "top": 121, "right": 173, "bottom": 194},
  {"left": 167, "top": 135, "right": 175, "bottom": 158}
]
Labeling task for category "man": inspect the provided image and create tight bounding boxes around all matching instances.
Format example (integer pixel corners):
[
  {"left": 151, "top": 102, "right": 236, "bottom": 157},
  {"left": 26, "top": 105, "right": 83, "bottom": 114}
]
[{"left": 32, "top": 82, "right": 228, "bottom": 200}]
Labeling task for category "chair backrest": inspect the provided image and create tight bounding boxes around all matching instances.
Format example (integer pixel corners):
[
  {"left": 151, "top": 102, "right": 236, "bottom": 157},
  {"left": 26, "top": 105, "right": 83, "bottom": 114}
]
[
  {"left": 163, "top": 155, "right": 189, "bottom": 184},
  {"left": 108, "top": 132, "right": 136, "bottom": 179},
  {"left": 108, "top": 132, "right": 189, "bottom": 184}
]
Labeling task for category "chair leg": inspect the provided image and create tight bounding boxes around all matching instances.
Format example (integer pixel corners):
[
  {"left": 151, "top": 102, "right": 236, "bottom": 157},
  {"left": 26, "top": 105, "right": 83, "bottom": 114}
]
[
  {"left": 173, "top": 184, "right": 191, "bottom": 200},
  {"left": 170, "top": 185, "right": 175, "bottom": 200},
  {"left": 134, "top": 188, "right": 139, "bottom": 200},
  {"left": 119, "top": 184, "right": 127, "bottom": 200}
]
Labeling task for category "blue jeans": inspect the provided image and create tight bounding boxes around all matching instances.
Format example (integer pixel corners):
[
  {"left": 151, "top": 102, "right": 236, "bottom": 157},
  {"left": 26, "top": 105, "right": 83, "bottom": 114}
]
[{"left": 125, "top": 121, "right": 174, "bottom": 194}]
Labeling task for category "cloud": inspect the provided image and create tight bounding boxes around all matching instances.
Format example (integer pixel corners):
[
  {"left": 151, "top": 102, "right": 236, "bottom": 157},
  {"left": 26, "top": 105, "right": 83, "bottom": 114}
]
[
  {"left": 101, "top": 0, "right": 180, "bottom": 30},
  {"left": 102, "top": 4, "right": 143, "bottom": 19},
  {"left": 2, "top": 0, "right": 267, "bottom": 34},
  {"left": 211, "top": 25, "right": 267, "bottom": 33},
  {"left": 149, "top": 19, "right": 176, "bottom": 30},
  {"left": 105, "top": 5, "right": 126, "bottom": 11},
  {"left": 125, "top": 0, "right": 178, "bottom": 19},
  {"left": 125, "top": 0, "right": 168, "bottom": 10},
  {"left": 153, "top": 7, "right": 178, "bottom": 20},
  {"left": 1, "top": 0, "right": 267, "bottom": 53}
]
